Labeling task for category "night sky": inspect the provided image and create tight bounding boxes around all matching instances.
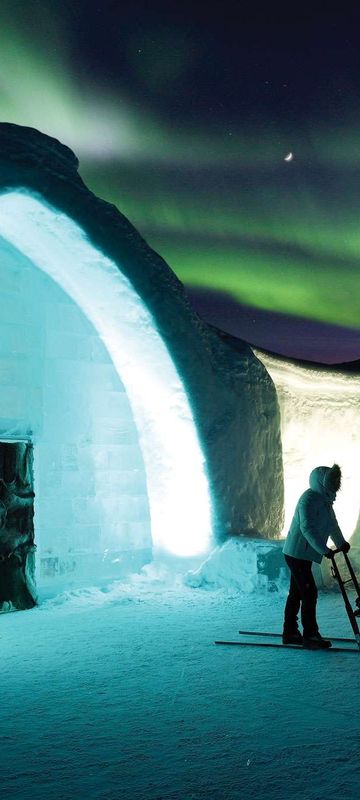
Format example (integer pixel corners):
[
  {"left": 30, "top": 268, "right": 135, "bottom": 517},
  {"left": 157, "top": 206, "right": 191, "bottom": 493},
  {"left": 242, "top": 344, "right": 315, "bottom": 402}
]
[{"left": 1, "top": 1, "right": 360, "bottom": 363}]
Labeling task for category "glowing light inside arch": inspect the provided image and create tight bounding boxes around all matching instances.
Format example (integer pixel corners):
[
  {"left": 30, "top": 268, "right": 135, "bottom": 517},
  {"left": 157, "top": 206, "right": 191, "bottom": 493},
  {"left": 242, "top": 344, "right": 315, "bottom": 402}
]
[
  {"left": 0, "top": 190, "right": 213, "bottom": 558},
  {"left": 256, "top": 350, "right": 360, "bottom": 541}
]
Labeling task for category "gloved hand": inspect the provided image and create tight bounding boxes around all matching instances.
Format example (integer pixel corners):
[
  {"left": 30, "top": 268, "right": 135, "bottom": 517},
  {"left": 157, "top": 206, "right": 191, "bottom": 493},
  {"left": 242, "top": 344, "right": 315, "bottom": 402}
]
[
  {"left": 340, "top": 541, "right": 351, "bottom": 553},
  {"left": 324, "top": 548, "right": 333, "bottom": 559}
]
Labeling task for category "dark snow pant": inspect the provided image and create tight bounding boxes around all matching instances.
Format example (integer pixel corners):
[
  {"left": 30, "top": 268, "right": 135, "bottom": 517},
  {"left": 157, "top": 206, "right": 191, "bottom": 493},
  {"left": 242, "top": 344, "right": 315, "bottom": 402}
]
[{"left": 283, "top": 555, "right": 319, "bottom": 639}]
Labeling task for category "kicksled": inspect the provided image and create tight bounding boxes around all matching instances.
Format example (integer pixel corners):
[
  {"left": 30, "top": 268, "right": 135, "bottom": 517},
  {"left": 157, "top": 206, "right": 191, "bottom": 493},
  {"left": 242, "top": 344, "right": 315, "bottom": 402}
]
[{"left": 215, "top": 548, "right": 360, "bottom": 654}]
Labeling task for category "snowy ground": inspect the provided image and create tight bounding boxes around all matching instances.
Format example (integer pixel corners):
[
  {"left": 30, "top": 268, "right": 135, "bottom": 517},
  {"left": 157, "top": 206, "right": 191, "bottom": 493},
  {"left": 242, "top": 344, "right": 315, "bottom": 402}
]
[{"left": 1, "top": 565, "right": 360, "bottom": 800}]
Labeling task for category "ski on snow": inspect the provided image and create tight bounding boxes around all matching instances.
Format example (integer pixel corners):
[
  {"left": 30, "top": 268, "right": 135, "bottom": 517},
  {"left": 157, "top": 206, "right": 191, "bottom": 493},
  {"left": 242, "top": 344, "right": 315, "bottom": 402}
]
[
  {"left": 237, "top": 629, "right": 356, "bottom": 644},
  {"left": 214, "top": 639, "right": 359, "bottom": 653}
]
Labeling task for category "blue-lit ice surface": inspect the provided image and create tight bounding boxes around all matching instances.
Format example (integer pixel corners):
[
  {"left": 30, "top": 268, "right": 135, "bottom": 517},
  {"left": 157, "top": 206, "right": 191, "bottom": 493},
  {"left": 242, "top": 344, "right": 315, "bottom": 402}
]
[
  {"left": 0, "top": 122, "right": 283, "bottom": 590},
  {"left": 2, "top": 564, "right": 360, "bottom": 800},
  {"left": 0, "top": 194, "right": 211, "bottom": 562}
]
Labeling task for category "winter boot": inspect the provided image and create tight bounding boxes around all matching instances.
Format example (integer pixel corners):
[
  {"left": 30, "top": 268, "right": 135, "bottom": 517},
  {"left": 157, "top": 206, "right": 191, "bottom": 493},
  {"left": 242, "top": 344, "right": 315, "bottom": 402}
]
[
  {"left": 302, "top": 633, "right": 332, "bottom": 649},
  {"left": 282, "top": 630, "right": 303, "bottom": 645}
]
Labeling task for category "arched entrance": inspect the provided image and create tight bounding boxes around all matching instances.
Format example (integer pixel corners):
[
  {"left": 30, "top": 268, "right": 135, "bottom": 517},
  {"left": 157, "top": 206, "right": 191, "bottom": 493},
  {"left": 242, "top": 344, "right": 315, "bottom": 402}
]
[{"left": 0, "top": 190, "right": 213, "bottom": 586}]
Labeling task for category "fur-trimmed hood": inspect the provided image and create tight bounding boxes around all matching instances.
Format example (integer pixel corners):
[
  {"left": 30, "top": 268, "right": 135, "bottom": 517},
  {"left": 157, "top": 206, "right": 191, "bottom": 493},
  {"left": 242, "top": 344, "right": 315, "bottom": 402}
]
[{"left": 309, "top": 464, "right": 341, "bottom": 504}]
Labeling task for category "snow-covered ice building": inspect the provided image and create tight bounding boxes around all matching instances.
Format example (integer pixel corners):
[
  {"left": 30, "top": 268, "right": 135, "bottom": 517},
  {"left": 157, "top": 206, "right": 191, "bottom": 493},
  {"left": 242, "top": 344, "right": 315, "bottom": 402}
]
[
  {"left": 184, "top": 323, "right": 360, "bottom": 591},
  {"left": 0, "top": 123, "right": 283, "bottom": 606}
]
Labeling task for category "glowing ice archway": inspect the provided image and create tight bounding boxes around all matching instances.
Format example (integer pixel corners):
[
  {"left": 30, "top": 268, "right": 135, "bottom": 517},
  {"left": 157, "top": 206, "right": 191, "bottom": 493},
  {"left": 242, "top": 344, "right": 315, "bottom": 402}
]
[{"left": 0, "top": 190, "right": 213, "bottom": 558}]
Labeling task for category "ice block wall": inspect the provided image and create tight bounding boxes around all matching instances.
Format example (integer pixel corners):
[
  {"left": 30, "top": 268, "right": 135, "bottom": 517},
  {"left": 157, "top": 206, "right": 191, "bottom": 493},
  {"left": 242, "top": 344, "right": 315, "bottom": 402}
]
[{"left": 0, "top": 237, "right": 151, "bottom": 579}]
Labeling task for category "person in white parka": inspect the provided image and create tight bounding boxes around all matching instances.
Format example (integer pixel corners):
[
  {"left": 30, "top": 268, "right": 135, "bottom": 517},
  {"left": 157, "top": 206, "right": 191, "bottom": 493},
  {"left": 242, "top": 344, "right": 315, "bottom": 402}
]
[{"left": 282, "top": 464, "right": 350, "bottom": 649}]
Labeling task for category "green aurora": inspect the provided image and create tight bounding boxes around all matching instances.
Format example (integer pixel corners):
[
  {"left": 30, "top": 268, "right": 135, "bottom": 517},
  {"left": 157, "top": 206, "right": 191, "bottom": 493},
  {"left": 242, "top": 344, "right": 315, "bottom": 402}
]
[
  {"left": 83, "top": 160, "right": 360, "bottom": 329},
  {"left": 1, "top": 5, "right": 360, "bottom": 333}
]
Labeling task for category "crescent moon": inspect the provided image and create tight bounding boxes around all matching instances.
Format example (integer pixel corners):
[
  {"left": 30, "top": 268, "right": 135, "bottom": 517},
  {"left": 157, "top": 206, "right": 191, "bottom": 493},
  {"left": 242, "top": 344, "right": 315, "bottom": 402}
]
[{"left": 284, "top": 152, "right": 293, "bottom": 162}]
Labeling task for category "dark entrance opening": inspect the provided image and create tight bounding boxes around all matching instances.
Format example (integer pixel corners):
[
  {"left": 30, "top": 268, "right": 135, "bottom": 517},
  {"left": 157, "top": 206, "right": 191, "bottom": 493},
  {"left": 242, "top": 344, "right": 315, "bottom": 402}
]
[{"left": 0, "top": 441, "right": 36, "bottom": 611}]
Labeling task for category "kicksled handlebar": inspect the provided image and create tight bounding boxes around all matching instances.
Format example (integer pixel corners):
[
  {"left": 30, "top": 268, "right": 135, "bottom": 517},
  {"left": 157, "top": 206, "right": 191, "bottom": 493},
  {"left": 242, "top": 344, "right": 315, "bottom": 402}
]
[
  {"left": 328, "top": 547, "right": 350, "bottom": 557},
  {"left": 326, "top": 549, "right": 360, "bottom": 635}
]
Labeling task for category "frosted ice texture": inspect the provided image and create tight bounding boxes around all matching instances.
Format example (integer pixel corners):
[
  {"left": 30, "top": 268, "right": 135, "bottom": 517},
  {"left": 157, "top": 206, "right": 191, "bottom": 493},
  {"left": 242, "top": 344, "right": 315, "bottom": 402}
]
[
  {"left": 0, "top": 193, "right": 212, "bottom": 560},
  {"left": 257, "top": 350, "right": 360, "bottom": 544},
  {"left": 185, "top": 537, "right": 288, "bottom": 593},
  {"left": 0, "top": 236, "right": 151, "bottom": 578}
]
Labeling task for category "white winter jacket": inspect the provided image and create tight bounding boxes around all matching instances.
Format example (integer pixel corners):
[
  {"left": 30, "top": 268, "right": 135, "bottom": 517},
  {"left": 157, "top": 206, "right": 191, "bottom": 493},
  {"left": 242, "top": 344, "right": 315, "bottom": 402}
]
[{"left": 282, "top": 466, "right": 346, "bottom": 564}]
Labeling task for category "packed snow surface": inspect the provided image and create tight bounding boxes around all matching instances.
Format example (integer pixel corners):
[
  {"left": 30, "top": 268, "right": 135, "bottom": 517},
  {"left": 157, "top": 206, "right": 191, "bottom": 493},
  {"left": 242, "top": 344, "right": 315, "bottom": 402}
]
[
  {"left": 1, "top": 563, "right": 360, "bottom": 800},
  {"left": 0, "top": 566, "right": 360, "bottom": 800}
]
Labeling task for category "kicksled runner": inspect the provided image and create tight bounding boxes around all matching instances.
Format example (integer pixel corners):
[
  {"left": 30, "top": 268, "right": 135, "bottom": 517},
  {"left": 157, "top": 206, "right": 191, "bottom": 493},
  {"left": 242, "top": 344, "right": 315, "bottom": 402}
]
[{"left": 215, "top": 549, "right": 360, "bottom": 654}]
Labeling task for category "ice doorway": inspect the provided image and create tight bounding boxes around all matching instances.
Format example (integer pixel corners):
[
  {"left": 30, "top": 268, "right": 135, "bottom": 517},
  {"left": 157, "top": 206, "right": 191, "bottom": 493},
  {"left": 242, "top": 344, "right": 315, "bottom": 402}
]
[
  {"left": 0, "top": 190, "right": 212, "bottom": 564},
  {"left": 0, "top": 440, "right": 36, "bottom": 611},
  {"left": 0, "top": 233, "right": 153, "bottom": 595}
]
